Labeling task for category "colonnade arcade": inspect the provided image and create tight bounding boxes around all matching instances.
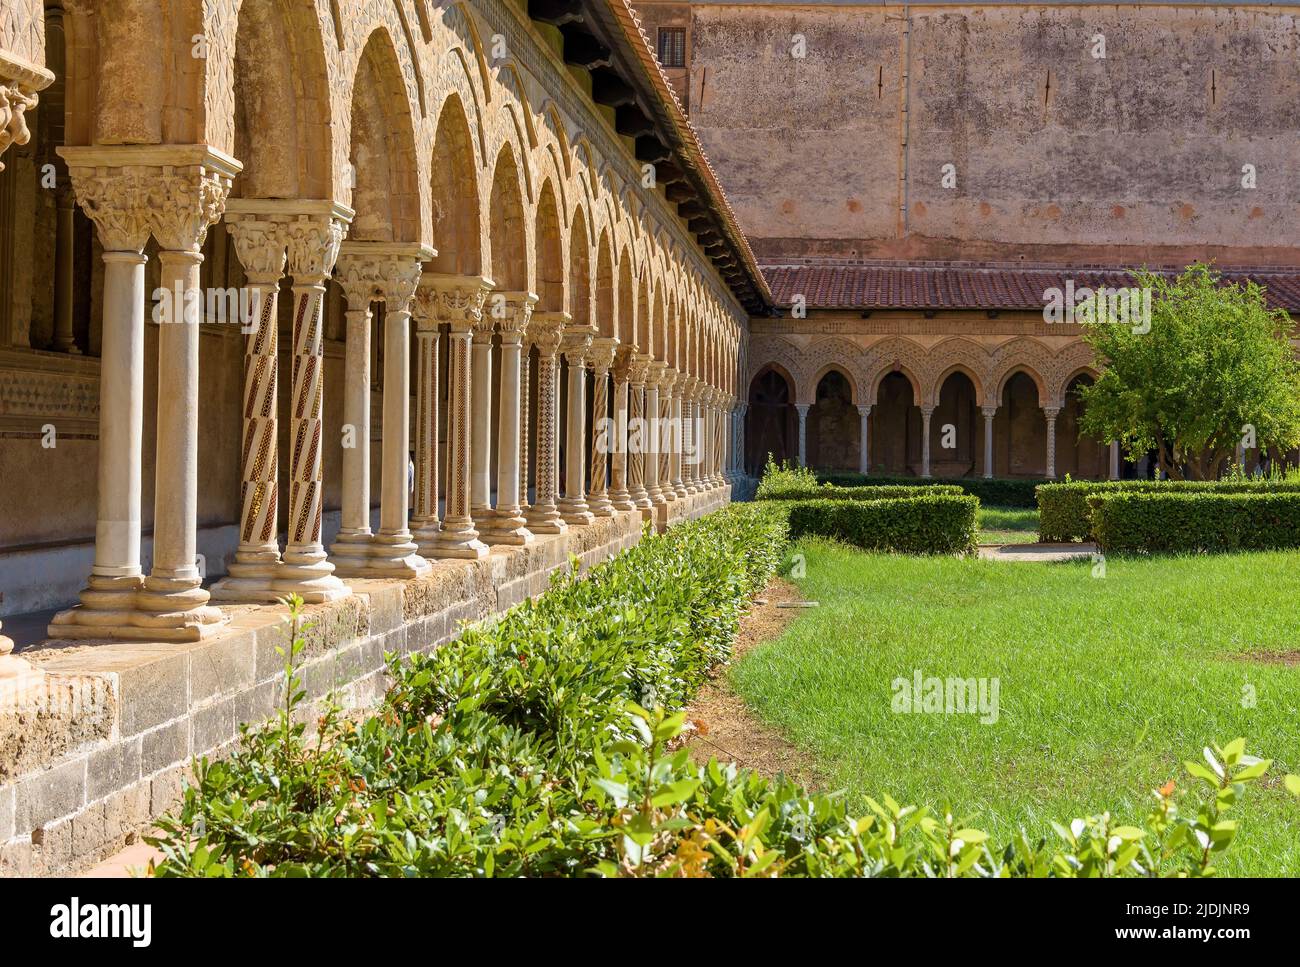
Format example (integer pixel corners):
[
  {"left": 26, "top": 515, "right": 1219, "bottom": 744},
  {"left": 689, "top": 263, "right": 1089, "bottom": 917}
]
[
  {"left": 745, "top": 336, "right": 1113, "bottom": 480},
  {"left": 0, "top": 1, "right": 750, "bottom": 648}
]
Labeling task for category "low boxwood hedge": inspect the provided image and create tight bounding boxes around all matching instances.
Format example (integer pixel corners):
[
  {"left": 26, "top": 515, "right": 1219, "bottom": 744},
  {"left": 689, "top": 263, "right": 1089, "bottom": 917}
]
[
  {"left": 817, "top": 472, "right": 1042, "bottom": 508},
  {"left": 786, "top": 493, "right": 979, "bottom": 556},
  {"left": 1089, "top": 490, "right": 1300, "bottom": 554},
  {"left": 1038, "top": 479, "right": 1300, "bottom": 542},
  {"left": 758, "top": 482, "right": 964, "bottom": 502}
]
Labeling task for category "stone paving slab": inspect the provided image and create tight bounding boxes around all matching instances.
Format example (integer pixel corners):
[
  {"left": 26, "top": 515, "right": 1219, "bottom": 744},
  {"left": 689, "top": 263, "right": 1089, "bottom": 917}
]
[{"left": 978, "top": 542, "right": 1098, "bottom": 562}]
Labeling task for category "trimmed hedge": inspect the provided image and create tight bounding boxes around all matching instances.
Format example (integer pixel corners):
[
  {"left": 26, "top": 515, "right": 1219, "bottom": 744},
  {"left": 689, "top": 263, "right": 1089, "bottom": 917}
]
[
  {"left": 758, "top": 482, "right": 964, "bottom": 502},
  {"left": 1089, "top": 491, "right": 1300, "bottom": 554},
  {"left": 817, "top": 472, "right": 1043, "bottom": 508},
  {"left": 786, "top": 493, "right": 979, "bottom": 556},
  {"left": 1038, "top": 479, "right": 1300, "bottom": 542}
]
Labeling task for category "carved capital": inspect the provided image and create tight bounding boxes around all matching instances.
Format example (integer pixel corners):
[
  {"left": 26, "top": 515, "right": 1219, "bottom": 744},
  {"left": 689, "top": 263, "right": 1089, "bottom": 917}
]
[
  {"left": 225, "top": 217, "right": 288, "bottom": 282},
  {"left": 487, "top": 290, "right": 537, "bottom": 340},
  {"left": 529, "top": 311, "right": 567, "bottom": 357},
  {"left": 336, "top": 243, "right": 432, "bottom": 312},
  {"left": 62, "top": 165, "right": 153, "bottom": 252},
  {"left": 645, "top": 360, "right": 670, "bottom": 389},
  {"left": 626, "top": 353, "right": 653, "bottom": 386},
  {"left": 146, "top": 161, "right": 238, "bottom": 252},
  {"left": 285, "top": 215, "right": 348, "bottom": 284},
  {"left": 0, "top": 81, "right": 38, "bottom": 172},
  {"left": 418, "top": 272, "right": 494, "bottom": 331},
  {"left": 561, "top": 322, "right": 595, "bottom": 362},
  {"left": 382, "top": 258, "right": 425, "bottom": 313}
]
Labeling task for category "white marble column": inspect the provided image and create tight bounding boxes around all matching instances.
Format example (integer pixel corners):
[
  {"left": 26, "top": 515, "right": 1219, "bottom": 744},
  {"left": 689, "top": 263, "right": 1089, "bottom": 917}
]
[
  {"left": 982, "top": 405, "right": 997, "bottom": 479},
  {"left": 525, "top": 312, "right": 568, "bottom": 534},
  {"left": 920, "top": 405, "right": 935, "bottom": 478},
  {"left": 48, "top": 159, "right": 152, "bottom": 639},
  {"left": 410, "top": 307, "right": 441, "bottom": 555},
  {"left": 587, "top": 338, "right": 618, "bottom": 516},
  {"left": 627, "top": 355, "right": 653, "bottom": 509},
  {"left": 425, "top": 275, "right": 492, "bottom": 558},
  {"left": 331, "top": 278, "right": 374, "bottom": 558},
  {"left": 609, "top": 351, "right": 635, "bottom": 510},
  {"left": 672, "top": 380, "right": 688, "bottom": 498},
  {"left": 645, "top": 362, "right": 667, "bottom": 505},
  {"left": 734, "top": 401, "right": 748, "bottom": 479},
  {"left": 133, "top": 153, "right": 239, "bottom": 639},
  {"left": 559, "top": 327, "right": 595, "bottom": 525},
  {"left": 482, "top": 292, "right": 536, "bottom": 545},
  {"left": 658, "top": 370, "right": 677, "bottom": 501},
  {"left": 855, "top": 403, "right": 872, "bottom": 475},
  {"left": 469, "top": 314, "right": 494, "bottom": 528},
  {"left": 1044, "top": 405, "right": 1060, "bottom": 479},
  {"left": 795, "top": 402, "right": 810, "bottom": 468},
  {"left": 682, "top": 379, "right": 700, "bottom": 493}
]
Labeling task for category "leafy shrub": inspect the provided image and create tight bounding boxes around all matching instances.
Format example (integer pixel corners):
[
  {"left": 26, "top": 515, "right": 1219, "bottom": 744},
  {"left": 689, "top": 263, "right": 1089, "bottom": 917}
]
[
  {"left": 785, "top": 494, "right": 979, "bottom": 556},
  {"left": 760, "top": 483, "right": 964, "bottom": 502},
  {"left": 147, "top": 505, "right": 1292, "bottom": 877},
  {"left": 753, "top": 454, "right": 819, "bottom": 500},
  {"left": 1089, "top": 490, "right": 1300, "bottom": 554},
  {"left": 1038, "top": 479, "right": 1300, "bottom": 542},
  {"left": 819, "top": 472, "right": 1042, "bottom": 508}
]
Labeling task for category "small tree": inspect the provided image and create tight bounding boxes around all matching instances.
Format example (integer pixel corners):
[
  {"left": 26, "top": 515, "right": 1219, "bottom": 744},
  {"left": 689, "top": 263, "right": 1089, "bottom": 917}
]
[{"left": 1078, "top": 264, "right": 1300, "bottom": 480}]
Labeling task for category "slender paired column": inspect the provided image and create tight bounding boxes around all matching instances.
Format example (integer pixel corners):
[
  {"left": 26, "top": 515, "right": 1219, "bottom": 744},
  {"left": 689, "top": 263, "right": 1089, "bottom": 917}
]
[
  {"left": 645, "top": 362, "right": 667, "bottom": 505},
  {"left": 627, "top": 355, "right": 653, "bottom": 510},
  {"left": 671, "top": 378, "right": 688, "bottom": 498},
  {"left": 558, "top": 326, "right": 595, "bottom": 525},
  {"left": 1044, "top": 405, "right": 1060, "bottom": 479},
  {"left": 49, "top": 158, "right": 153, "bottom": 638},
  {"left": 481, "top": 292, "right": 537, "bottom": 545},
  {"left": 733, "top": 401, "right": 748, "bottom": 479},
  {"left": 657, "top": 370, "right": 677, "bottom": 502},
  {"left": 682, "top": 379, "right": 700, "bottom": 493},
  {"left": 795, "top": 403, "right": 811, "bottom": 468},
  {"left": 330, "top": 244, "right": 433, "bottom": 577},
  {"left": 519, "top": 347, "right": 531, "bottom": 507},
  {"left": 426, "top": 275, "right": 492, "bottom": 559},
  {"left": 920, "top": 405, "right": 935, "bottom": 478},
  {"left": 469, "top": 313, "right": 494, "bottom": 527},
  {"left": 525, "top": 312, "right": 568, "bottom": 534},
  {"left": 700, "top": 390, "right": 713, "bottom": 488},
  {"left": 982, "top": 405, "right": 997, "bottom": 479},
  {"left": 587, "top": 338, "right": 618, "bottom": 516},
  {"left": 410, "top": 281, "right": 442, "bottom": 555},
  {"left": 609, "top": 350, "right": 635, "bottom": 510}
]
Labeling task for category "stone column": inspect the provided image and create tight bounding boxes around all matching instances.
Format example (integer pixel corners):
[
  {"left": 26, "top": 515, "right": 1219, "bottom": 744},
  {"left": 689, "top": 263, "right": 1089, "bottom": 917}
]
[
  {"left": 210, "top": 212, "right": 288, "bottom": 602},
  {"left": 519, "top": 347, "right": 531, "bottom": 507},
  {"left": 734, "top": 401, "right": 748, "bottom": 479},
  {"left": 682, "top": 379, "right": 699, "bottom": 493},
  {"left": 133, "top": 153, "right": 239, "bottom": 638},
  {"left": 672, "top": 379, "right": 688, "bottom": 498},
  {"left": 796, "top": 403, "right": 810, "bottom": 468},
  {"left": 481, "top": 292, "right": 536, "bottom": 545},
  {"left": 856, "top": 404, "right": 872, "bottom": 476},
  {"left": 982, "top": 405, "right": 997, "bottom": 479},
  {"left": 713, "top": 392, "right": 726, "bottom": 486},
  {"left": 426, "top": 275, "right": 492, "bottom": 558},
  {"left": 609, "top": 350, "right": 635, "bottom": 510},
  {"left": 1109, "top": 440, "right": 1121, "bottom": 480},
  {"left": 558, "top": 326, "right": 595, "bottom": 525},
  {"left": 280, "top": 209, "right": 351, "bottom": 596},
  {"left": 920, "top": 405, "right": 935, "bottom": 478},
  {"left": 587, "top": 337, "right": 618, "bottom": 516},
  {"left": 469, "top": 312, "right": 494, "bottom": 527},
  {"left": 48, "top": 159, "right": 152, "bottom": 638},
  {"left": 410, "top": 281, "right": 441, "bottom": 555},
  {"left": 645, "top": 362, "right": 667, "bottom": 505},
  {"left": 53, "top": 186, "right": 79, "bottom": 353},
  {"left": 658, "top": 370, "right": 677, "bottom": 501},
  {"left": 525, "top": 312, "right": 568, "bottom": 534},
  {"left": 1044, "top": 405, "right": 1060, "bottom": 479},
  {"left": 627, "top": 355, "right": 653, "bottom": 509},
  {"left": 331, "top": 244, "right": 433, "bottom": 577}
]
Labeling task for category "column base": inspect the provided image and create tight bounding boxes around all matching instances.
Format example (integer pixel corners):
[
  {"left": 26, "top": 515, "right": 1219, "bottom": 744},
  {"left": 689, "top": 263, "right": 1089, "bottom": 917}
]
[
  {"left": 48, "top": 602, "right": 227, "bottom": 642},
  {"left": 673, "top": 482, "right": 688, "bottom": 499},
  {"left": 481, "top": 510, "right": 535, "bottom": 546},
  {"left": 411, "top": 519, "right": 443, "bottom": 559},
  {"left": 331, "top": 533, "right": 431, "bottom": 579},
  {"left": 210, "top": 560, "right": 352, "bottom": 605},
  {"left": 588, "top": 493, "right": 616, "bottom": 516},
  {"left": 558, "top": 497, "right": 594, "bottom": 526},
  {"left": 425, "top": 519, "right": 489, "bottom": 560},
  {"left": 609, "top": 489, "right": 635, "bottom": 511}
]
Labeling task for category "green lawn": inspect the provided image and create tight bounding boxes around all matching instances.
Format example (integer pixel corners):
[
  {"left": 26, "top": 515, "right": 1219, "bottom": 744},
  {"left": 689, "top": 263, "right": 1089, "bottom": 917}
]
[
  {"left": 978, "top": 504, "right": 1039, "bottom": 544},
  {"left": 732, "top": 539, "right": 1300, "bottom": 876}
]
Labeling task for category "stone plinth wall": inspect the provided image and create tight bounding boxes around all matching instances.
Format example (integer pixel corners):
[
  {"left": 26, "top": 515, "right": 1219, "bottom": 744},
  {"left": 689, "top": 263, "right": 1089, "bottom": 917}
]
[{"left": 0, "top": 498, "right": 726, "bottom": 876}]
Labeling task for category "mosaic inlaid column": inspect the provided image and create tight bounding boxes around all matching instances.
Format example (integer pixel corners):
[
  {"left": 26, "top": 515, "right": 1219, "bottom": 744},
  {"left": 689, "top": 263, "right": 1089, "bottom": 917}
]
[
  {"left": 681, "top": 379, "right": 698, "bottom": 494},
  {"left": 1044, "top": 405, "right": 1060, "bottom": 479},
  {"left": 587, "top": 338, "right": 618, "bottom": 517},
  {"left": 411, "top": 283, "right": 442, "bottom": 556},
  {"left": 330, "top": 277, "right": 375, "bottom": 561},
  {"left": 135, "top": 154, "right": 238, "bottom": 637},
  {"left": 469, "top": 311, "right": 494, "bottom": 527},
  {"left": 427, "top": 275, "right": 491, "bottom": 559},
  {"left": 628, "top": 355, "right": 653, "bottom": 510},
  {"left": 210, "top": 213, "right": 288, "bottom": 602},
  {"left": 609, "top": 351, "right": 635, "bottom": 510},
  {"left": 280, "top": 210, "right": 351, "bottom": 596},
  {"left": 48, "top": 158, "right": 151, "bottom": 638},
  {"left": 658, "top": 370, "right": 677, "bottom": 502},
  {"left": 982, "top": 405, "right": 997, "bottom": 479},
  {"left": 559, "top": 326, "right": 595, "bottom": 525},
  {"left": 482, "top": 292, "right": 536, "bottom": 545},
  {"left": 672, "top": 382, "right": 688, "bottom": 498},
  {"left": 735, "top": 402, "right": 749, "bottom": 479},
  {"left": 525, "top": 312, "right": 567, "bottom": 534},
  {"left": 519, "top": 345, "right": 531, "bottom": 507}
]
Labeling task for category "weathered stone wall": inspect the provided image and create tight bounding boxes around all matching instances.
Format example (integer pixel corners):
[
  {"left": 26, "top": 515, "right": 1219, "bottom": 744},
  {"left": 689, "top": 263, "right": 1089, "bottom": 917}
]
[{"left": 635, "top": 1, "right": 1300, "bottom": 265}]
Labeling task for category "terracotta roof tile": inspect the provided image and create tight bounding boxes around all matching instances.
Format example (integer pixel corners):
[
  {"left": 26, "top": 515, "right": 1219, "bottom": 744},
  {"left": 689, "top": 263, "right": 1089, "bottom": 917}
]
[{"left": 761, "top": 263, "right": 1300, "bottom": 312}]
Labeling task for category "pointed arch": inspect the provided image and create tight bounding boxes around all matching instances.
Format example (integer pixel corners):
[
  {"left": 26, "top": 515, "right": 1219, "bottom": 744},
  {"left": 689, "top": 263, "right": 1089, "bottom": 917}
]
[
  {"left": 488, "top": 143, "right": 529, "bottom": 291},
  {"left": 429, "top": 93, "right": 482, "bottom": 275},
  {"left": 349, "top": 27, "right": 421, "bottom": 241}
]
